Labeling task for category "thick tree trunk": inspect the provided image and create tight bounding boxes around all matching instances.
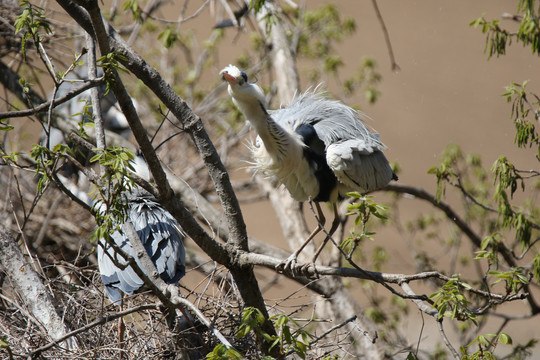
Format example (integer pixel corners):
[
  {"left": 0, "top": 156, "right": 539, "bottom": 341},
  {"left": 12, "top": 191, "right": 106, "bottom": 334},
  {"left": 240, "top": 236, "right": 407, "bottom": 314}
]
[{"left": 0, "top": 224, "right": 78, "bottom": 351}]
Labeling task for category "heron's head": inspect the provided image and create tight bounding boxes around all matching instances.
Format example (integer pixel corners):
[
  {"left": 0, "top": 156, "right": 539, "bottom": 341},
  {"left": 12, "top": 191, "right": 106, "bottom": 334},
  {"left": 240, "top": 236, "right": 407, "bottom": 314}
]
[
  {"left": 220, "top": 65, "right": 248, "bottom": 86},
  {"left": 220, "top": 65, "right": 267, "bottom": 110}
]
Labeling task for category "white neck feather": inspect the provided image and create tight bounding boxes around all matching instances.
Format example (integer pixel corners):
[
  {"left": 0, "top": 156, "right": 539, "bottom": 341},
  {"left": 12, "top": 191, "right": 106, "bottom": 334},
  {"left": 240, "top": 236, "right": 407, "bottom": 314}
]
[
  {"left": 232, "top": 97, "right": 268, "bottom": 131},
  {"left": 229, "top": 83, "right": 291, "bottom": 156}
]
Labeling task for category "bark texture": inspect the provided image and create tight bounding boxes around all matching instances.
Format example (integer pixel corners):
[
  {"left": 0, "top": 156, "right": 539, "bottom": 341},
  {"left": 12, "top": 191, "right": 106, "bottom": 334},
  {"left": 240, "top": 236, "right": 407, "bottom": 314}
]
[{"left": 0, "top": 224, "right": 78, "bottom": 351}]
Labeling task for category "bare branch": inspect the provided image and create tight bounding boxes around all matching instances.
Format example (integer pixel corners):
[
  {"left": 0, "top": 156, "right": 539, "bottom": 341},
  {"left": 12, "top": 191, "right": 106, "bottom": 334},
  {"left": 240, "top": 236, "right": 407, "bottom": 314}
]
[
  {"left": 240, "top": 251, "right": 528, "bottom": 304},
  {"left": 370, "top": 0, "right": 400, "bottom": 72},
  {"left": 437, "top": 320, "right": 460, "bottom": 360},
  {"left": 0, "top": 77, "right": 105, "bottom": 120}
]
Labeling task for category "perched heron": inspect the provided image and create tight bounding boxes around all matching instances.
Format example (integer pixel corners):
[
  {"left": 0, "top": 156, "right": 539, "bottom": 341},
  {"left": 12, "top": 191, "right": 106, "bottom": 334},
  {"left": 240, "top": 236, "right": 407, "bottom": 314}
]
[
  {"left": 97, "top": 188, "right": 186, "bottom": 303},
  {"left": 220, "top": 65, "right": 397, "bottom": 274}
]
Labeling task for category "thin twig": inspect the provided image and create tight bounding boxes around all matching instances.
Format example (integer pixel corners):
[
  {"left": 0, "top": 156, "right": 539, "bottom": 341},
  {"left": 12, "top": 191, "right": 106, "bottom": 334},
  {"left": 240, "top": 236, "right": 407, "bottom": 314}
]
[
  {"left": 28, "top": 303, "right": 160, "bottom": 356},
  {"left": 0, "top": 78, "right": 105, "bottom": 120},
  {"left": 370, "top": 0, "right": 399, "bottom": 71},
  {"left": 306, "top": 315, "right": 358, "bottom": 348},
  {"left": 437, "top": 320, "right": 460, "bottom": 360},
  {"left": 416, "top": 310, "right": 424, "bottom": 357},
  {"left": 451, "top": 175, "right": 540, "bottom": 231}
]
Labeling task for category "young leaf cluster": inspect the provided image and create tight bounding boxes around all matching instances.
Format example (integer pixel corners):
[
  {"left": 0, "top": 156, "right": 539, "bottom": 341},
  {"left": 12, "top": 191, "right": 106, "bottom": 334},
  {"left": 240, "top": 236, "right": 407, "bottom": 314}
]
[
  {"left": 430, "top": 276, "right": 477, "bottom": 323},
  {"left": 30, "top": 143, "right": 74, "bottom": 194},
  {"left": 14, "top": 1, "right": 52, "bottom": 60},
  {"left": 471, "top": 0, "right": 540, "bottom": 58},
  {"left": 460, "top": 332, "right": 513, "bottom": 360},
  {"left": 488, "top": 267, "right": 529, "bottom": 294},
  {"left": 293, "top": 3, "right": 382, "bottom": 105},
  {"left": 97, "top": 52, "right": 129, "bottom": 95},
  {"left": 123, "top": 0, "right": 143, "bottom": 22},
  {"left": 502, "top": 81, "right": 540, "bottom": 158},
  {"left": 89, "top": 147, "right": 136, "bottom": 244},
  {"left": 427, "top": 144, "right": 466, "bottom": 203},
  {"left": 209, "top": 307, "right": 313, "bottom": 360},
  {"left": 343, "top": 56, "right": 382, "bottom": 104},
  {"left": 341, "top": 194, "right": 388, "bottom": 256}
]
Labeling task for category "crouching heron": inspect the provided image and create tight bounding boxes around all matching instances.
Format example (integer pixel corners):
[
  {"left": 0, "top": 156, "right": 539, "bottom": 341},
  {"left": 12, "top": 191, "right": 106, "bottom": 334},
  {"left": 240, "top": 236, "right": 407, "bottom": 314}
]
[
  {"left": 97, "top": 188, "right": 186, "bottom": 303},
  {"left": 220, "top": 65, "right": 397, "bottom": 275}
]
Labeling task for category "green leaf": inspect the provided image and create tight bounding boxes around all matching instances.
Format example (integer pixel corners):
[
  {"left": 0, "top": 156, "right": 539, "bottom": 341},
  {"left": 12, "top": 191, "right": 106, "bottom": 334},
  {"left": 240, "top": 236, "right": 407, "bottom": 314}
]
[
  {"left": 0, "top": 122, "right": 14, "bottom": 131},
  {"left": 477, "top": 335, "right": 489, "bottom": 347},
  {"left": 158, "top": 28, "right": 178, "bottom": 48},
  {"left": 533, "top": 253, "right": 540, "bottom": 283},
  {"left": 405, "top": 352, "right": 419, "bottom": 360},
  {"left": 0, "top": 337, "right": 10, "bottom": 348},
  {"left": 498, "top": 332, "right": 512, "bottom": 345},
  {"left": 250, "top": 0, "right": 266, "bottom": 14}
]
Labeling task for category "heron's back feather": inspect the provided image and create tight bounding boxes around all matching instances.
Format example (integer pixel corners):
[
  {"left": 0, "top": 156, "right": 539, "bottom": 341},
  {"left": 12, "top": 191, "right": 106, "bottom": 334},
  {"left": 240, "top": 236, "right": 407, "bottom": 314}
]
[
  {"left": 97, "top": 190, "right": 186, "bottom": 303},
  {"left": 250, "top": 90, "right": 394, "bottom": 200}
]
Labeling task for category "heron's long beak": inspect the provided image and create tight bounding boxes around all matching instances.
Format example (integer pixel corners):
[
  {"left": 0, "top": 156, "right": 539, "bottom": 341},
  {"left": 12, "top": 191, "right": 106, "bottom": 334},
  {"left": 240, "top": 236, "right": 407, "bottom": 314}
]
[{"left": 220, "top": 70, "right": 236, "bottom": 84}]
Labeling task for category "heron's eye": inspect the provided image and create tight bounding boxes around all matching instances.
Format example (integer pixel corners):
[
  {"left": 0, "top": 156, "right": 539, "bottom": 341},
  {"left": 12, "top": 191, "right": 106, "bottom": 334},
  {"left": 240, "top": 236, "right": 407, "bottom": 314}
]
[{"left": 240, "top": 71, "right": 248, "bottom": 83}]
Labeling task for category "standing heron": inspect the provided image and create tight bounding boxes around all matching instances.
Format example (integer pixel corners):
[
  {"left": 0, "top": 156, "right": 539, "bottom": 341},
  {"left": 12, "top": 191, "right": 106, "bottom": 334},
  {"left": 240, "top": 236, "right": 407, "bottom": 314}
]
[
  {"left": 97, "top": 188, "right": 186, "bottom": 303},
  {"left": 220, "top": 65, "right": 397, "bottom": 275}
]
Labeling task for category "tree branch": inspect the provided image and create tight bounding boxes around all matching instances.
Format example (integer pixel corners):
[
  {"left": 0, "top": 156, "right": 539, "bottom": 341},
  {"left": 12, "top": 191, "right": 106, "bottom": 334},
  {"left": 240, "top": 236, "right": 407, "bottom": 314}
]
[
  {"left": 0, "top": 75, "right": 105, "bottom": 121},
  {"left": 240, "top": 251, "right": 528, "bottom": 303},
  {"left": 370, "top": 0, "right": 400, "bottom": 71},
  {"left": 383, "top": 183, "right": 540, "bottom": 313}
]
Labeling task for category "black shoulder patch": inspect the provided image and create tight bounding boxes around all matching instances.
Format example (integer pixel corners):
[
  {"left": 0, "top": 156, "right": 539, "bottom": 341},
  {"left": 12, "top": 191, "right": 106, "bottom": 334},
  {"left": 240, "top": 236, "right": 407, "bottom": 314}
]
[{"left": 296, "top": 123, "right": 337, "bottom": 202}]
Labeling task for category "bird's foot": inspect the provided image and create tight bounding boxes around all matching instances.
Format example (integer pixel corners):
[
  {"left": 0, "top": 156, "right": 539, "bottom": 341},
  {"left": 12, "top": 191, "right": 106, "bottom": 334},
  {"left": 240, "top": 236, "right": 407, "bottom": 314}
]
[
  {"left": 276, "top": 255, "right": 319, "bottom": 279},
  {"left": 297, "top": 262, "right": 320, "bottom": 279},
  {"left": 165, "top": 284, "right": 180, "bottom": 300},
  {"left": 275, "top": 254, "right": 298, "bottom": 276}
]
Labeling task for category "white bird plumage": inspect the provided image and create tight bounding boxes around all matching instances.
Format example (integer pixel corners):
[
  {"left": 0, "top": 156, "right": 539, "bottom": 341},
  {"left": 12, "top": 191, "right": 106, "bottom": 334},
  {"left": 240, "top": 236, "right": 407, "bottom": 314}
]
[{"left": 220, "top": 65, "right": 397, "bottom": 275}]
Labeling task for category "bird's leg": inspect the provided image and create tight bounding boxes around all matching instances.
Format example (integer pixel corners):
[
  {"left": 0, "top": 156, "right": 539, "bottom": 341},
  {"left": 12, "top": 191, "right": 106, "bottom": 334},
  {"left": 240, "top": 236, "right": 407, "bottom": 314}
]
[
  {"left": 299, "top": 204, "right": 340, "bottom": 276},
  {"left": 118, "top": 295, "right": 126, "bottom": 360},
  {"left": 276, "top": 200, "right": 326, "bottom": 277}
]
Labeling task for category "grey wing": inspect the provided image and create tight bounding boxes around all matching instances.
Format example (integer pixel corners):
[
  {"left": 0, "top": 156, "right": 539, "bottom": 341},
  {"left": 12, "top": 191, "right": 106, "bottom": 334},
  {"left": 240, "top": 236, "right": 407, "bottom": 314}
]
[
  {"left": 326, "top": 136, "right": 395, "bottom": 193},
  {"left": 273, "top": 91, "right": 373, "bottom": 143},
  {"left": 135, "top": 206, "right": 186, "bottom": 284},
  {"left": 97, "top": 230, "right": 144, "bottom": 303},
  {"left": 290, "top": 94, "right": 395, "bottom": 192},
  {"left": 97, "top": 191, "right": 186, "bottom": 304}
]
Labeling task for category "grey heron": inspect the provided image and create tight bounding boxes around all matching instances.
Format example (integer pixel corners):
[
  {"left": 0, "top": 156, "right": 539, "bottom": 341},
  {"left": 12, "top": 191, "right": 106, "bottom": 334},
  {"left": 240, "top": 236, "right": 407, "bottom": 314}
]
[
  {"left": 97, "top": 188, "right": 186, "bottom": 303},
  {"left": 220, "top": 65, "right": 397, "bottom": 275}
]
